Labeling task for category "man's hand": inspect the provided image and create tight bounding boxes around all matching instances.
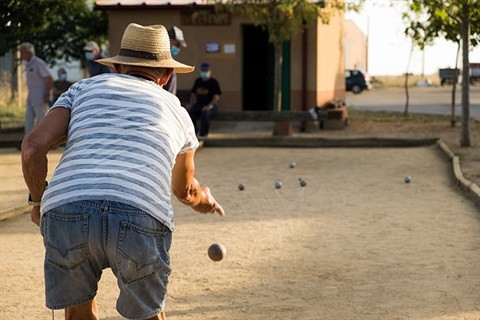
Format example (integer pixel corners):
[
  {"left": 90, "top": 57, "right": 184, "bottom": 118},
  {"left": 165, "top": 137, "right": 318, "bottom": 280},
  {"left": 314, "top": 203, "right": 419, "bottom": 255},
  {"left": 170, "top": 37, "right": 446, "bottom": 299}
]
[
  {"left": 201, "top": 105, "right": 212, "bottom": 112},
  {"left": 192, "top": 186, "right": 225, "bottom": 217},
  {"left": 31, "top": 207, "right": 41, "bottom": 226}
]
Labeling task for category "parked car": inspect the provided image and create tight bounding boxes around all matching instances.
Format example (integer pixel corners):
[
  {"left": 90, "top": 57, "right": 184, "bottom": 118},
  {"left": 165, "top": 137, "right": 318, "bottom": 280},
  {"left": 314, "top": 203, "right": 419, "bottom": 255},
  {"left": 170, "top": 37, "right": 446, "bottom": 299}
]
[{"left": 345, "top": 69, "right": 372, "bottom": 94}]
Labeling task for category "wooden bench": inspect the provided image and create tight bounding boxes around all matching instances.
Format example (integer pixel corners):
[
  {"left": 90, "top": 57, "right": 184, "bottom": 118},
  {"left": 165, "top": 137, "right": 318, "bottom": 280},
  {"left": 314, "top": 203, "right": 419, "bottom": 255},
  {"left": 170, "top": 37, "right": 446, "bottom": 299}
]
[
  {"left": 210, "top": 107, "right": 348, "bottom": 130},
  {"left": 211, "top": 110, "right": 327, "bottom": 122},
  {"left": 176, "top": 89, "right": 348, "bottom": 129}
]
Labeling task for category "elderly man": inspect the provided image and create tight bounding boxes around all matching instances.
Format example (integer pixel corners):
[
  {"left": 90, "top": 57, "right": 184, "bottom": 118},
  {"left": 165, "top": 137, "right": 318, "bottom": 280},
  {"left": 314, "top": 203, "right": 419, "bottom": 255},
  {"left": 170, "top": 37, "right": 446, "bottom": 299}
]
[
  {"left": 22, "top": 23, "right": 224, "bottom": 320},
  {"left": 83, "top": 40, "right": 112, "bottom": 77},
  {"left": 19, "top": 42, "right": 53, "bottom": 136}
]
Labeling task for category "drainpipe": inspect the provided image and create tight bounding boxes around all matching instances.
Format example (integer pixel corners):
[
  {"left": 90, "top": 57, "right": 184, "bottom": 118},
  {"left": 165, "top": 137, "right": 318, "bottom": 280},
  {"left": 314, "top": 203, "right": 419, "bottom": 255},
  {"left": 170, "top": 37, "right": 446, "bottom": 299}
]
[{"left": 300, "top": 27, "right": 308, "bottom": 132}]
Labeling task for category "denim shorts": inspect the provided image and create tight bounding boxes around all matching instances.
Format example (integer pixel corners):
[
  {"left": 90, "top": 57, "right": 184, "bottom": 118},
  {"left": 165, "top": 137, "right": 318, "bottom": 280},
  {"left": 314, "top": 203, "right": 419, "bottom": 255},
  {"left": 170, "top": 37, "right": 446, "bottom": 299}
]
[{"left": 40, "top": 200, "right": 172, "bottom": 319}]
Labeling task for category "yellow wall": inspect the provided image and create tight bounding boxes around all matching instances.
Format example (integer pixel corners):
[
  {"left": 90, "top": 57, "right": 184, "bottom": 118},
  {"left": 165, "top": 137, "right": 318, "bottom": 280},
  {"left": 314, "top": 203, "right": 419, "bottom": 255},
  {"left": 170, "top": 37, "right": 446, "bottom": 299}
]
[
  {"left": 107, "top": 9, "right": 345, "bottom": 111},
  {"left": 344, "top": 20, "right": 367, "bottom": 71}
]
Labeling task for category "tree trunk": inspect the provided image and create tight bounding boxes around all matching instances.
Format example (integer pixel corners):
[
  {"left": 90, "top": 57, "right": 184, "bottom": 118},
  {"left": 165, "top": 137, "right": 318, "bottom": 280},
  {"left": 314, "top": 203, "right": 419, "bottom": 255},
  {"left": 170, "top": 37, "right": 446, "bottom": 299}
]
[
  {"left": 272, "top": 41, "right": 291, "bottom": 136},
  {"left": 404, "top": 41, "right": 414, "bottom": 115},
  {"left": 273, "top": 42, "right": 283, "bottom": 112},
  {"left": 450, "top": 42, "right": 461, "bottom": 127},
  {"left": 10, "top": 48, "right": 19, "bottom": 103},
  {"left": 460, "top": 10, "right": 470, "bottom": 147}
]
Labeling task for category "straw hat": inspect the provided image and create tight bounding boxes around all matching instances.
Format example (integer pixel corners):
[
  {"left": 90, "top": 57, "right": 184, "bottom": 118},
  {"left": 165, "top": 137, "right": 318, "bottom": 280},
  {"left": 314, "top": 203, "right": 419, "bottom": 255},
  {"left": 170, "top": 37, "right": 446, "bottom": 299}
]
[{"left": 97, "top": 23, "right": 194, "bottom": 73}]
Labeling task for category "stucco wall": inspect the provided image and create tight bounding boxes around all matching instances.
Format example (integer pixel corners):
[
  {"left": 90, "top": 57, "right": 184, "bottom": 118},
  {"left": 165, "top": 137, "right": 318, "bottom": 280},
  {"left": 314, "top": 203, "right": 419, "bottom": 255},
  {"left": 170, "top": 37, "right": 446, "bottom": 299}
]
[
  {"left": 345, "top": 20, "right": 367, "bottom": 71},
  {"left": 106, "top": 8, "right": 345, "bottom": 111}
]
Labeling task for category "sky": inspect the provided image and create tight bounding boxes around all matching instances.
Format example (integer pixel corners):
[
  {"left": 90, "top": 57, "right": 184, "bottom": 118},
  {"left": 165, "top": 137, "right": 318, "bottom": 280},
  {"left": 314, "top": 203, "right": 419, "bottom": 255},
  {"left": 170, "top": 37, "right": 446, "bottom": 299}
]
[{"left": 344, "top": 0, "right": 480, "bottom": 76}]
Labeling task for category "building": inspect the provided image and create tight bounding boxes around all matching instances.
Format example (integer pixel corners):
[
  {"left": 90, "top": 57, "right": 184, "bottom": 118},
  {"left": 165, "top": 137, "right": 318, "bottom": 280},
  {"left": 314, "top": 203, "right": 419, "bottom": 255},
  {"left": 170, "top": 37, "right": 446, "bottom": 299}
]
[
  {"left": 344, "top": 19, "right": 367, "bottom": 71},
  {"left": 95, "top": 0, "right": 346, "bottom": 113}
]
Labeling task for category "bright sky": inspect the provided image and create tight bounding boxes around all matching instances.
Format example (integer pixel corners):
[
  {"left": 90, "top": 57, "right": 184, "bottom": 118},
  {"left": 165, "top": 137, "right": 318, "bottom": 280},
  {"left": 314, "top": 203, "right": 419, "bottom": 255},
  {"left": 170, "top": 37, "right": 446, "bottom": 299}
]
[{"left": 345, "top": 0, "right": 480, "bottom": 76}]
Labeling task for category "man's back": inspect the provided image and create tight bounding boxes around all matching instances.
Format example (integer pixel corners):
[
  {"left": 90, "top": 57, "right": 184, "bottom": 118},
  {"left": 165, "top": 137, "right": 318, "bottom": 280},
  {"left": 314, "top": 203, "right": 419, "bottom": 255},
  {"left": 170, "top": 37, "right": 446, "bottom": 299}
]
[{"left": 43, "top": 73, "right": 198, "bottom": 230}]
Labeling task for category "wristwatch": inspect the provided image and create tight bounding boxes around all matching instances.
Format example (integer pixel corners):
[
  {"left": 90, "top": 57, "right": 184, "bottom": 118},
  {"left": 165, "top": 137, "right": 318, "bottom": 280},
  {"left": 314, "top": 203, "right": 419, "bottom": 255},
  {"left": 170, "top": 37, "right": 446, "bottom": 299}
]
[
  {"left": 27, "top": 181, "right": 48, "bottom": 207},
  {"left": 28, "top": 193, "right": 41, "bottom": 207}
]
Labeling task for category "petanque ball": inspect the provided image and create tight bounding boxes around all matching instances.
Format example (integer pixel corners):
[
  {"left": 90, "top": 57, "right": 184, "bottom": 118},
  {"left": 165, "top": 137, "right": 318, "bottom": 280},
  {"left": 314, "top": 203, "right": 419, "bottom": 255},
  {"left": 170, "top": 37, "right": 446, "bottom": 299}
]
[
  {"left": 208, "top": 243, "right": 227, "bottom": 262},
  {"left": 299, "top": 179, "right": 307, "bottom": 187},
  {"left": 275, "top": 181, "right": 282, "bottom": 189},
  {"left": 238, "top": 183, "right": 245, "bottom": 191},
  {"left": 404, "top": 176, "right": 412, "bottom": 183},
  {"left": 289, "top": 162, "right": 296, "bottom": 169}
]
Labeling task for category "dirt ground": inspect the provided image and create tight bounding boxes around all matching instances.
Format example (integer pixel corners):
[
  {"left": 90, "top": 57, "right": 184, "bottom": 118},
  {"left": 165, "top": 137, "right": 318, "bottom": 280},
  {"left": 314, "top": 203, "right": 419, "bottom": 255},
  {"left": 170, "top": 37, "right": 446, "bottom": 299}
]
[
  {"left": 304, "top": 115, "right": 480, "bottom": 190},
  {"left": 1, "top": 145, "right": 479, "bottom": 319}
]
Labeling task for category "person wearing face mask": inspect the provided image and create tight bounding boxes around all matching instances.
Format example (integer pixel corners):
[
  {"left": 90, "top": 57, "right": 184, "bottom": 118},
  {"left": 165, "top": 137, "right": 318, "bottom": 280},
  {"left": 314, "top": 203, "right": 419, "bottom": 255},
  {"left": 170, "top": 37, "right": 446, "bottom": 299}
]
[
  {"left": 187, "top": 62, "right": 221, "bottom": 137},
  {"left": 51, "top": 67, "right": 73, "bottom": 106},
  {"left": 83, "top": 40, "right": 113, "bottom": 77},
  {"left": 164, "top": 26, "right": 188, "bottom": 95},
  {"left": 19, "top": 42, "right": 54, "bottom": 137},
  {"left": 21, "top": 23, "right": 224, "bottom": 320}
]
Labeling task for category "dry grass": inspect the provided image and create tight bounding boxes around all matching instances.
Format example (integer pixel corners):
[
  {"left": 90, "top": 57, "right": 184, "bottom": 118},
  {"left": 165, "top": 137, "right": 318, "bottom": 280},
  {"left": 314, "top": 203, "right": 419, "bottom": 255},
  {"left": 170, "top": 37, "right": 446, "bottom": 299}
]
[
  {"left": 371, "top": 74, "right": 441, "bottom": 87},
  {"left": 0, "top": 71, "right": 25, "bottom": 129}
]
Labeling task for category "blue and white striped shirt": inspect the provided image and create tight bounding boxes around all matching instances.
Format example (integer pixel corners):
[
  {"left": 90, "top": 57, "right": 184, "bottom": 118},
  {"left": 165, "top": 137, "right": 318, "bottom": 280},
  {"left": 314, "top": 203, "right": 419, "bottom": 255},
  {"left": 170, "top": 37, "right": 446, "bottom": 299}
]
[{"left": 41, "top": 73, "right": 198, "bottom": 231}]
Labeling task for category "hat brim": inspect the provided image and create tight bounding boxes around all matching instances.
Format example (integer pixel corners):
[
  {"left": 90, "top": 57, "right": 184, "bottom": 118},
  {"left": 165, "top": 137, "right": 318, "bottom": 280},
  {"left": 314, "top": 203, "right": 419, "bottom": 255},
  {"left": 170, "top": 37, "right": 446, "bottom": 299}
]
[
  {"left": 96, "top": 55, "right": 194, "bottom": 74},
  {"left": 178, "top": 39, "right": 187, "bottom": 48}
]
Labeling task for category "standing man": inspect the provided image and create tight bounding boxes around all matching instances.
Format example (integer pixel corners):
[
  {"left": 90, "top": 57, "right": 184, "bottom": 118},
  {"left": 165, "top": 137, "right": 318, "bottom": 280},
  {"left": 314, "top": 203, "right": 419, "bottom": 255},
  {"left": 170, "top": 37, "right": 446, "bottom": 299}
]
[
  {"left": 19, "top": 42, "right": 53, "bottom": 136},
  {"left": 22, "top": 23, "right": 224, "bottom": 320},
  {"left": 83, "top": 40, "right": 112, "bottom": 77},
  {"left": 164, "top": 26, "right": 187, "bottom": 95},
  {"left": 187, "top": 62, "right": 221, "bottom": 137}
]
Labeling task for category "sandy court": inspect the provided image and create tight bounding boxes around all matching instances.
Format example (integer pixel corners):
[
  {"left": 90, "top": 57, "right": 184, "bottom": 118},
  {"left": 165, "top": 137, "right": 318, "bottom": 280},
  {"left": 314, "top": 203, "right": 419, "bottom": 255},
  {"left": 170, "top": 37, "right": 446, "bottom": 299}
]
[{"left": 1, "top": 146, "right": 479, "bottom": 320}]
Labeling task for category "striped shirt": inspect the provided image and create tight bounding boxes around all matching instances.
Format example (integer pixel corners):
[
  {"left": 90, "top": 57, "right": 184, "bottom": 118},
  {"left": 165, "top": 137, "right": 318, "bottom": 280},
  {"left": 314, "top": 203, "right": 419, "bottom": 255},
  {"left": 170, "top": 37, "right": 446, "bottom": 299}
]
[{"left": 41, "top": 73, "right": 198, "bottom": 231}]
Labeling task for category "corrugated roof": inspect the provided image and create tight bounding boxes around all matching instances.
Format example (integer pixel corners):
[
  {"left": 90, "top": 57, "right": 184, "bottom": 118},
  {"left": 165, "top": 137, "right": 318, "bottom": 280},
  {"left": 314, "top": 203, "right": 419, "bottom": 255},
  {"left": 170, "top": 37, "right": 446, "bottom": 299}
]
[{"left": 95, "top": 0, "right": 213, "bottom": 6}]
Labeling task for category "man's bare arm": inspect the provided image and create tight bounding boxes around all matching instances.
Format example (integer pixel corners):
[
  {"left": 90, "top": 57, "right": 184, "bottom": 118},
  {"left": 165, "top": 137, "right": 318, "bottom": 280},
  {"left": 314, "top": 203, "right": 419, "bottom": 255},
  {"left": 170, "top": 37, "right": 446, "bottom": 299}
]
[{"left": 171, "top": 149, "right": 224, "bottom": 216}]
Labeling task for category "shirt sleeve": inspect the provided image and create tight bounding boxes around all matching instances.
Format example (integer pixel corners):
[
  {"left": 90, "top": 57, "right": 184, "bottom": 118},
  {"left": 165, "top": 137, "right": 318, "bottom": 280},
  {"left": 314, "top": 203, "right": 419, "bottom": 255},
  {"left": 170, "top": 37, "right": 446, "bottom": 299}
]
[
  {"left": 38, "top": 60, "right": 52, "bottom": 79},
  {"left": 191, "top": 78, "right": 200, "bottom": 93},
  {"left": 50, "top": 80, "right": 82, "bottom": 112},
  {"left": 213, "top": 79, "right": 221, "bottom": 95}
]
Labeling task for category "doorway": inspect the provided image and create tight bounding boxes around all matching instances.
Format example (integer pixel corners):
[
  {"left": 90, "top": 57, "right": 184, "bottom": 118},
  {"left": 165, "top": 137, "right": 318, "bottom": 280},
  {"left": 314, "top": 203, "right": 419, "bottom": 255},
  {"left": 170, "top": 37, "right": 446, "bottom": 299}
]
[{"left": 242, "top": 25, "right": 272, "bottom": 111}]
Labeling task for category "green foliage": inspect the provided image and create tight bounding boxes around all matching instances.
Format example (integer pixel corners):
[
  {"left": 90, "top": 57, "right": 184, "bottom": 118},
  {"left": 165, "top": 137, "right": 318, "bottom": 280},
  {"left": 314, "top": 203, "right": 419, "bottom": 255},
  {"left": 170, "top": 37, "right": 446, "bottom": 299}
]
[
  {"left": 403, "top": 0, "right": 480, "bottom": 49},
  {"left": 0, "top": 0, "right": 108, "bottom": 66},
  {"left": 217, "top": 0, "right": 360, "bottom": 46}
]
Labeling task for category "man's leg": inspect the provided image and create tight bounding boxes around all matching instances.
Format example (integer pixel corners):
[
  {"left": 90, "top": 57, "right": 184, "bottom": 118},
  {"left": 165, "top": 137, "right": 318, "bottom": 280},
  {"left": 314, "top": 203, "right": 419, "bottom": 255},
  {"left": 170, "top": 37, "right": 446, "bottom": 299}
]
[
  {"left": 188, "top": 103, "right": 202, "bottom": 135},
  {"left": 24, "top": 103, "right": 35, "bottom": 135},
  {"left": 199, "top": 104, "right": 218, "bottom": 137},
  {"left": 65, "top": 300, "right": 166, "bottom": 320},
  {"left": 65, "top": 298, "right": 99, "bottom": 320},
  {"left": 32, "top": 103, "right": 47, "bottom": 126}
]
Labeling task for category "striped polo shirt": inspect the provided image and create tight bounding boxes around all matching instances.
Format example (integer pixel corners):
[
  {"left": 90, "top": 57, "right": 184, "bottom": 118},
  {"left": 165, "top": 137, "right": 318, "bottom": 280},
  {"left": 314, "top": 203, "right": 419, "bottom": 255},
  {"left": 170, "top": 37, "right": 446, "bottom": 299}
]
[{"left": 41, "top": 73, "right": 198, "bottom": 231}]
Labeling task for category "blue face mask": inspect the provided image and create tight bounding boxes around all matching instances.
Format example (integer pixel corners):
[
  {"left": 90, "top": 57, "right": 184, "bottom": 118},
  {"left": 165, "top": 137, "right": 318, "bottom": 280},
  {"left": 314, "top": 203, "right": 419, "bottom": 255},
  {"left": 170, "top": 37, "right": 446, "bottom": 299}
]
[
  {"left": 170, "top": 46, "right": 180, "bottom": 56},
  {"left": 85, "top": 52, "right": 95, "bottom": 61},
  {"left": 60, "top": 73, "right": 67, "bottom": 80},
  {"left": 201, "top": 71, "right": 210, "bottom": 79}
]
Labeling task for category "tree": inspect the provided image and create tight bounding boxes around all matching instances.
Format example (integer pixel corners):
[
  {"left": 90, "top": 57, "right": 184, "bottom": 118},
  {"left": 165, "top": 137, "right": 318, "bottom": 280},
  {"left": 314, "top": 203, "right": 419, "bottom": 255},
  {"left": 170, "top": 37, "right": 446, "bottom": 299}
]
[
  {"left": 215, "top": 0, "right": 361, "bottom": 134},
  {"left": 0, "top": 0, "right": 109, "bottom": 64},
  {"left": 402, "top": 0, "right": 480, "bottom": 147}
]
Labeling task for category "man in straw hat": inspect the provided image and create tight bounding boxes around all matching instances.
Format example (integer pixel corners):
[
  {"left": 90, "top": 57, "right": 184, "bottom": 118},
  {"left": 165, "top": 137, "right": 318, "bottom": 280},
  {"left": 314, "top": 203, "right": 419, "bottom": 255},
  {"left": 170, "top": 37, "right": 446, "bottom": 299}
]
[{"left": 22, "top": 23, "right": 225, "bottom": 320}]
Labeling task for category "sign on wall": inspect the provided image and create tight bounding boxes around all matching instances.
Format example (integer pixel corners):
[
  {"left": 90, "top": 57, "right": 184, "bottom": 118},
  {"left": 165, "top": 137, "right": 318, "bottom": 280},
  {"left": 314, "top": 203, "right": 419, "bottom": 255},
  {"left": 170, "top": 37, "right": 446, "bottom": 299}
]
[{"left": 204, "top": 42, "right": 236, "bottom": 59}]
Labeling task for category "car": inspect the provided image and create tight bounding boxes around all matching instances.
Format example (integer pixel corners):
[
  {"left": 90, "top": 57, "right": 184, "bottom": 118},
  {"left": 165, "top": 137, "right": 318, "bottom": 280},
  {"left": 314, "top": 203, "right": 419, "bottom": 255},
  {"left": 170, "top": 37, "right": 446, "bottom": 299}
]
[{"left": 345, "top": 69, "right": 372, "bottom": 94}]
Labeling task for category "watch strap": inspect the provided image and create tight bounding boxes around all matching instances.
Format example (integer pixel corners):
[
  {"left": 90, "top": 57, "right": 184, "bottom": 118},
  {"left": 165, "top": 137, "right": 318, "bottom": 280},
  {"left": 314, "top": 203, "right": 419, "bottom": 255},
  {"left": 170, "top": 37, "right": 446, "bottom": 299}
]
[
  {"left": 28, "top": 193, "right": 41, "bottom": 207},
  {"left": 27, "top": 181, "right": 48, "bottom": 207}
]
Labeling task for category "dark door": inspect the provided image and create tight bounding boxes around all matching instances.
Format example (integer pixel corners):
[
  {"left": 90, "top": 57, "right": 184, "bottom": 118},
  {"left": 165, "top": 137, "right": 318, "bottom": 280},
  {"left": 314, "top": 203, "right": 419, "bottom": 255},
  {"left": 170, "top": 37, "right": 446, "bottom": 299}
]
[{"left": 242, "top": 25, "right": 271, "bottom": 111}]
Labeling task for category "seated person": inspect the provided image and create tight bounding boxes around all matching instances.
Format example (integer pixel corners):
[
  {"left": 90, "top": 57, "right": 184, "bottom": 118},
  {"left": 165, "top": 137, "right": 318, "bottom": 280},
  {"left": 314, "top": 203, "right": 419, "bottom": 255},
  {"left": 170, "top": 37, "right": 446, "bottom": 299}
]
[
  {"left": 187, "top": 62, "right": 221, "bottom": 137},
  {"left": 51, "top": 67, "right": 73, "bottom": 106}
]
